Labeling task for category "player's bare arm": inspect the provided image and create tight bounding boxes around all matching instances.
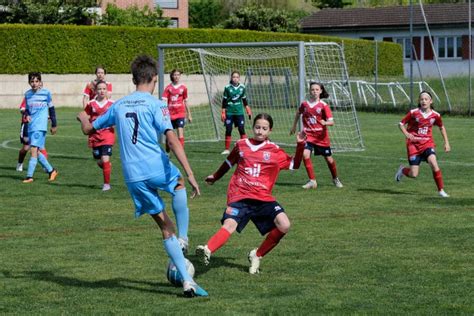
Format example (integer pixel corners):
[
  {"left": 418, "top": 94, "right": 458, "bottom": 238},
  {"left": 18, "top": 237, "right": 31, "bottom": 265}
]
[
  {"left": 76, "top": 111, "right": 94, "bottom": 135},
  {"left": 289, "top": 112, "right": 300, "bottom": 135},
  {"left": 440, "top": 126, "right": 451, "bottom": 152}
]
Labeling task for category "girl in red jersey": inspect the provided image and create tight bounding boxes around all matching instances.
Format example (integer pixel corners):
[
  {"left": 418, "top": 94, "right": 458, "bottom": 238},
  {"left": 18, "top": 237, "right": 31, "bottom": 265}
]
[
  {"left": 162, "top": 69, "right": 192, "bottom": 149},
  {"left": 84, "top": 81, "right": 115, "bottom": 191},
  {"left": 290, "top": 82, "right": 343, "bottom": 189},
  {"left": 196, "top": 113, "right": 305, "bottom": 274},
  {"left": 394, "top": 91, "right": 451, "bottom": 198},
  {"left": 82, "top": 66, "right": 112, "bottom": 109}
]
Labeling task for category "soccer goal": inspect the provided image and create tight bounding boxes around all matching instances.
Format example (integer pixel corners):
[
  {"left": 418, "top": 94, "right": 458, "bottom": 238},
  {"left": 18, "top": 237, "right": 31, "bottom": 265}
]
[{"left": 157, "top": 41, "right": 364, "bottom": 152}]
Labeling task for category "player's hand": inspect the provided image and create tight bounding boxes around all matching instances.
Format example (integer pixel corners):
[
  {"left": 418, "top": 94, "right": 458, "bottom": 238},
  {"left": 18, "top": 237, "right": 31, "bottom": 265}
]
[
  {"left": 296, "top": 131, "right": 306, "bottom": 142},
  {"left": 26, "top": 115, "right": 32, "bottom": 123},
  {"left": 187, "top": 115, "right": 192, "bottom": 123},
  {"left": 245, "top": 106, "right": 252, "bottom": 120},
  {"left": 289, "top": 126, "right": 296, "bottom": 135},
  {"left": 444, "top": 142, "right": 451, "bottom": 153},
  {"left": 319, "top": 119, "right": 327, "bottom": 126},
  {"left": 405, "top": 133, "right": 415, "bottom": 141},
  {"left": 221, "top": 109, "right": 226, "bottom": 122},
  {"left": 50, "top": 126, "right": 57, "bottom": 135},
  {"left": 205, "top": 174, "right": 216, "bottom": 185},
  {"left": 187, "top": 174, "right": 201, "bottom": 198},
  {"left": 76, "top": 111, "right": 90, "bottom": 123}
]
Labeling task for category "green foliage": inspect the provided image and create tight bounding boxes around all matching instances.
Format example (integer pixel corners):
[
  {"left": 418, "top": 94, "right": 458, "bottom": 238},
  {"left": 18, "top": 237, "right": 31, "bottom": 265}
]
[
  {"left": 312, "top": 0, "right": 351, "bottom": 9},
  {"left": 99, "top": 4, "right": 170, "bottom": 28},
  {"left": 219, "top": 5, "right": 309, "bottom": 33},
  {"left": 0, "top": 0, "right": 97, "bottom": 25},
  {"left": 189, "top": 0, "right": 225, "bottom": 28},
  {"left": 0, "top": 24, "right": 403, "bottom": 76}
]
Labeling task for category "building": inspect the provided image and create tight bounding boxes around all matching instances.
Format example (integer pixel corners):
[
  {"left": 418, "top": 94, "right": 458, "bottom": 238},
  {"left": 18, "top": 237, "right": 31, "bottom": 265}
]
[
  {"left": 300, "top": 3, "right": 473, "bottom": 77},
  {"left": 100, "top": 0, "right": 188, "bottom": 28}
]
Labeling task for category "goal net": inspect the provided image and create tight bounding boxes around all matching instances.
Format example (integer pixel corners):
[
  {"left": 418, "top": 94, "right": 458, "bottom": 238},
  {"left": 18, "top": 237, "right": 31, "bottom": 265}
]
[{"left": 157, "top": 42, "right": 364, "bottom": 152}]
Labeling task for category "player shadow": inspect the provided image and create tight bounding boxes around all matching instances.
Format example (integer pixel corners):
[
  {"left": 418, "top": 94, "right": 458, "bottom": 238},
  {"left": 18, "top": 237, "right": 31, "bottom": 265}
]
[
  {"left": 1, "top": 269, "right": 185, "bottom": 297},
  {"left": 188, "top": 255, "right": 248, "bottom": 276},
  {"left": 357, "top": 188, "right": 415, "bottom": 195},
  {"left": 52, "top": 154, "right": 89, "bottom": 161},
  {"left": 0, "top": 173, "right": 24, "bottom": 181},
  {"left": 420, "top": 196, "right": 474, "bottom": 206},
  {"left": 49, "top": 182, "right": 100, "bottom": 189}
]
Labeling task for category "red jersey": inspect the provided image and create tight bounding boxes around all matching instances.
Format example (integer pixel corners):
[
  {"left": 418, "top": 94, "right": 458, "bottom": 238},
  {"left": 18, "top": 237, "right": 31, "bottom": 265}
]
[
  {"left": 162, "top": 83, "right": 188, "bottom": 120},
  {"left": 299, "top": 100, "right": 333, "bottom": 147},
  {"left": 83, "top": 81, "right": 112, "bottom": 100},
  {"left": 85, "top": 99, "right": 115, "bottom": 148},
  {"left": 400, "top": 108, "right": 443, "bottom": 157},
  {"left": 225, "top": 138, "right": 296, "bottom": 204}
]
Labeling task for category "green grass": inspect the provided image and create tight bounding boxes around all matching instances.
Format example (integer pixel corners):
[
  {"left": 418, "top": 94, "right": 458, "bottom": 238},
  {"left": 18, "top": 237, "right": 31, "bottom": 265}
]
[{"left": 1, "top": 108, "right": 473, "bottom": 314}]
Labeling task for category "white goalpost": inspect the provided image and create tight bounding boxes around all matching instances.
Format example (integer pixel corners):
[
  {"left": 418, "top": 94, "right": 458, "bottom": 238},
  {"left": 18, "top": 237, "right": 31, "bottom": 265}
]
[{"left": 157, "top": 41, "right": 364, "bottom": 152}]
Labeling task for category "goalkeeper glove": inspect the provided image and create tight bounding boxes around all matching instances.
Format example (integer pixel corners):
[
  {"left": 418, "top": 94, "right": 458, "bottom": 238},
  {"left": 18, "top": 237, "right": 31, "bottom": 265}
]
[
  {"left": 221, "top": 109, "right": 226, "bottom": 122},
  {"left": 245, "top": 106, "right": 252, "bottom": 120}
]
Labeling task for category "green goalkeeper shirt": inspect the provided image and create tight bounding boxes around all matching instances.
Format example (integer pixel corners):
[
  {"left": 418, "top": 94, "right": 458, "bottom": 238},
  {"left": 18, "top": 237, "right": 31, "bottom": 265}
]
[{"left": 223, "top": 83, "right": 247, "bottom": 115}]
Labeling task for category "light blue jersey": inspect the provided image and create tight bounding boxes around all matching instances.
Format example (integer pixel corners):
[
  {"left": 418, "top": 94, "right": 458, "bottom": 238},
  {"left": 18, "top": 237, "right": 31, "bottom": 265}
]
[
  {"left": 93, "top": 91, "right": 174, "bottom": 183},
  {"left": 25, "top": 88, "right": 53, "bottom": 132}
]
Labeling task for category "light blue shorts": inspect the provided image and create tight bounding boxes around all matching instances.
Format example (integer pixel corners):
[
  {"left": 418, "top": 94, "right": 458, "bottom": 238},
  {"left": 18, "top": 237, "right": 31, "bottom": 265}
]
[
  {"left": 126, "top": 164, "right": 181, "bottom": 218},
  {"left": 28, "top": 130, "right": 46, "bottom": 148}
]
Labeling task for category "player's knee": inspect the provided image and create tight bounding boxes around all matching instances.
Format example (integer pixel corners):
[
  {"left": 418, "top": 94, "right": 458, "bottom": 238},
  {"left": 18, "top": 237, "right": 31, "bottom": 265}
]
[{"left": 175, "top": 178, "right": 185, "bottom": 190}]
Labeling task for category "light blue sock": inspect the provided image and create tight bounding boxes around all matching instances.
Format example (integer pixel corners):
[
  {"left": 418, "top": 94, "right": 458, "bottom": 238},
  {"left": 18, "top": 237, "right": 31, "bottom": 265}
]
[
  {"left": 172, "top": 188, "right": 189, "bottom": 240},
  {"left": 37, "top": 152, "right": 53, "bottom": 173},
  {"left": 163, "top": 235, "right": 192, "bottom": 282},
  {"left": 27, "top": 157, "right": 38, "bottom": 178}
]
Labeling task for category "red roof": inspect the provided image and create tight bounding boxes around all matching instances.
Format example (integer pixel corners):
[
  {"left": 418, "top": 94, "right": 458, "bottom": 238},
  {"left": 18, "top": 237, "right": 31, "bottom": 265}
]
[{"left": 301, "top": 3, "right": 472, "bottom": 30}]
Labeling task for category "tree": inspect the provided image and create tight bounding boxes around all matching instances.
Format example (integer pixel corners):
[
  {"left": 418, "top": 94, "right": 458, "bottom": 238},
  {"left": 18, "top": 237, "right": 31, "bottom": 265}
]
[
  {"left": 312, "top": 0, "right": 350, "bottom": 9},
  {"left": 219, "top": 5, "right": 308, "bottom": 33},
  {"left": 99, "top": 4, "right": 170, "bottom": 28},
  {"left": 189, "top": 0, "right": 225, "bottom": 28}
]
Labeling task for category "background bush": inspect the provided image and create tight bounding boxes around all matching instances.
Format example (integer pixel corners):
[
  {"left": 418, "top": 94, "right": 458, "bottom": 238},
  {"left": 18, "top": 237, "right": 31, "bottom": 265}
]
[{"left": 0, "top": 24, "right": 403, "bottom": 77}]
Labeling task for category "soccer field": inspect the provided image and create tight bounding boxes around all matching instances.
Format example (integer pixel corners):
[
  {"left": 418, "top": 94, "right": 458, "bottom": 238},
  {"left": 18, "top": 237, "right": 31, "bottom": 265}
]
[{"left": 1, "top": 108, "right": 473, "bottom": 314}]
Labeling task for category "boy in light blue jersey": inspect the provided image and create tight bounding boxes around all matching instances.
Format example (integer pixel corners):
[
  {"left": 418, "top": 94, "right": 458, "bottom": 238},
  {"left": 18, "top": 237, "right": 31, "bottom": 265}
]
[
  {"left": 23, "top": 72, "right": 58, "bottom": 183},
  {"left": 77, "top": 55, "right": 208, "bottom": 298}
]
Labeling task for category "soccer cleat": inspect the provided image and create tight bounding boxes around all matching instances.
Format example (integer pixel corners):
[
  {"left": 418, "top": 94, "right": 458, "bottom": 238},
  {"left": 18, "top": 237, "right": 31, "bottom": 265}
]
[
  {"left": 302, "top": 179, "right": 317, "bottom": 189},
  {"left": 333, "top": 177, "right": 343, "bottom": 188},
  {"left": 248, "top": 248, "right": 261, "bottom": 275},
  {"left": 438, "top": 189, "right": 450, "bottom": 198},
  {"left": 221, "top": 149, "right": 230, "bottom": 155},
  {"left": 16, "top": 163, "right": 23, "bottom": 172},
  {"left": 178, "top": 237, "right": 189, "bottom": 255},
  {"left": 48, "top": 169, "right": 58, "bottom": 182},
  {"left": 22, "top": 177, "right": 34, "bottom": 183},
  {"left": 102, "top": 184, "right": 111, "bottom": 191},
  {"left": 395, "top": 165, "right": 405, "bottom": 182},
  {"left": 183, "top": 281, "right": 209, "bottom": 298},
  {"left": 195, "top": 245, "right": 211, "bottom": 266}
]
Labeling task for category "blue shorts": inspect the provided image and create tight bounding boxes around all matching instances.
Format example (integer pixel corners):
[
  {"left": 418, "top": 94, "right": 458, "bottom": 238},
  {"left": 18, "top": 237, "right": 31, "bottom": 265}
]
[
  {"left": 20, "top": 122, "right": 29, "bottom": 145},
  {"left": 408, "top": 148, "right": 436, "bottom": 166},
  {"left": 224, "top": 114, "right": 245, "bottom": 129},
  {"left": 28, "top": 130, "right": 46, "bottom": 148},
  {"left": 126, "top": 164, "right": 181, "bottom": 218},
  {"left": 305, "top": 142, "right": 332, "bottom": 157},
  {"left": 171, "top": 118, "right": 186, "bottom": 129},
  {"left": 92, "top": 145, "right": 113, "bottom": 160},
  {"left": 221, "top": 199, "right": 285, "bottom": 235}
]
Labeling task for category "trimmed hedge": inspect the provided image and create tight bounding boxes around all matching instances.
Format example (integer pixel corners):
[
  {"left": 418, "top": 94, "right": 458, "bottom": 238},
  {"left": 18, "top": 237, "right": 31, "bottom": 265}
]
[{"left": 0, "top": 24, "right": 403, "bottom": 76}]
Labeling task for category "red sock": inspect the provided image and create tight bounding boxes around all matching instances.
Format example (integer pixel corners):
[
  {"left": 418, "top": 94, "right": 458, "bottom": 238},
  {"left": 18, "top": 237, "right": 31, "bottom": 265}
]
[
  {"left": 326, "top": 160, "right": 338, "bottom": 178},
  {"left": 303, "top": 158, "right": 315, "bottom": 180},
  {"left": 207, "top": 227, "right": 231, "bottom": 253},
  {"left": 240, "top": 134, "right": 247, "bottom": 139},
  {"left": 433, "top": 169, "right": 444, "bottom": 191},
  {"left": 225, "top": 136, "right": 232, "bottom": 150},
  {"left": 402, "top": 167, "right": 411, "bottom": 177},
  {"left": 39, "top": 148, "right": 48, "bottom": 159},
  {"left": 256, "top": 228, "right": 286, "bottom": 257},
  {"left": 179, "top": 137, "right": 185, "bottom": 148},
  {"left": 103, "top": 161, "right": 111, "bottom": 184}
]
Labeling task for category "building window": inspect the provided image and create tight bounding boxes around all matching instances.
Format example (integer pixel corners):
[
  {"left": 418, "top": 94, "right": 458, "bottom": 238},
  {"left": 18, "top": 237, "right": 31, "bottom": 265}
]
[
  {"left": 168, "top": 18, "right": 178, "bottom": 28},
  {"left": 395, "top": 38, "right": 411, "bottom": 59},
  {"left": 155, "top": 0, "right": 178, "bottom": 9},
  {"left": 437, "top": 36, "right": 462, "bottom": 58}
]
